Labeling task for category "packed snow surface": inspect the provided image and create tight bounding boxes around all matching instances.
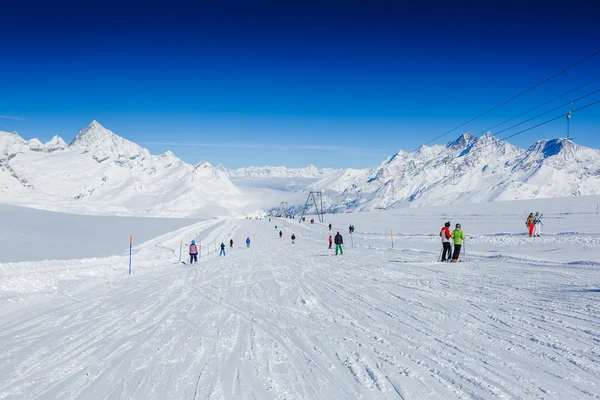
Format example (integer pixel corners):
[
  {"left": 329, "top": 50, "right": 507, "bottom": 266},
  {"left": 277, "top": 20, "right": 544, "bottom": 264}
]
[
  {"left": 2, "top": 197, "right": 600, "bottom": 399},
  {"left": 0, "top": 204, "right": 202, "bottom": 262}
]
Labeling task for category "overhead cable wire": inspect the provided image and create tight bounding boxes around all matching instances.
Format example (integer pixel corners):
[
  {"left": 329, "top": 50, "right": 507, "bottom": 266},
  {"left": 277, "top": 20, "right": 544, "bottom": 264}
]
[
  {"left": 477, "top": 77, "right": 600, "bottom": 135},
  {"left": 412, "top": 50, "right": 600, "bottom": 151}
]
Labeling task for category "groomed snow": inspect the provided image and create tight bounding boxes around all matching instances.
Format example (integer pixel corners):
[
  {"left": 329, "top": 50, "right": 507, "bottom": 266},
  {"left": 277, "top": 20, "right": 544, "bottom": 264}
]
[
  {"left": 1, "top": 198, "right": 600, "bottom": 399},
  {"left": 0, "top": 204, "right": 203, "bottom": 263}
]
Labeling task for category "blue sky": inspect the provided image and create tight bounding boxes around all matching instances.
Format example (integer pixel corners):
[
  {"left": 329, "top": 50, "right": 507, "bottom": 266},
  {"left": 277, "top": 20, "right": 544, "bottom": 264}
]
[{"left": 0, "top": 0, "right": 599, "bottom": 168}]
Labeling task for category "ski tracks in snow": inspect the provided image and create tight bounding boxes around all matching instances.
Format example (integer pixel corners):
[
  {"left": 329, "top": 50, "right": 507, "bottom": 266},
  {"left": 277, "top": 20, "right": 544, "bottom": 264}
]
[{"left": 1, "top": 218, "right": 600, "bottom": 399}]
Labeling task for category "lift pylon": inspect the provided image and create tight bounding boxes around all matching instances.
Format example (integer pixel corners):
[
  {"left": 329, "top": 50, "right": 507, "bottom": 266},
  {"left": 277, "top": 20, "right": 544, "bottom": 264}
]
[{"left": 300, "top": 191, "right": 324, "bottom": 223}]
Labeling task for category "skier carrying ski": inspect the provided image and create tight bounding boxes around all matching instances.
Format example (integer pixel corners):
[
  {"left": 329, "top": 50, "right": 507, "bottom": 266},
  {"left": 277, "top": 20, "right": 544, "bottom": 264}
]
[
  {"left": 328, "top": 223, "right": 332, "bottom": 231},
  {"left": 526, "top": 213, "right": 536, "bottom": 237},
  {"left": 334, "top": 231, "right": 344, "bottom": 255},
  {"left": 451, "top": 224, "right": 464, "bottom": 262},
  {"left": 533, "top": 212, "right": 543, "bottom": 237},
  {"left": 189, "top": 240, "right": 198, "bottom": 264},
  {"left": 246, "top": 237, "right": 251, "bottom": 248},
  {"left": 220, "top": 242, "right": 226, "bottom": 256},
  {"left": 291, "top": 234, "right": 296, "bottom": 244},
  {"left": 230, "top": 239, "right": 233, "bottom": 248},
  {"left": 279, "top": 230, "right": 283, "bottom": 238},
  {"left": 440, "top": 221, "right": 452, "bottom": 262},
  {"left": 328, "top": 235, "right": 333, "bottom": 249}
]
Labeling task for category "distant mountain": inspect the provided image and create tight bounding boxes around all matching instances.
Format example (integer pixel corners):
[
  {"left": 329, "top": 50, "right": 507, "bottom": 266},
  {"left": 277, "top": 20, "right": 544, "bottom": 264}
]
[
  {"left": 310, "top": 132, "right": 600, "bottom": 211},
  {"left": 0, "top": 121, "right": 243, "bottom": 217},
  {"left": 225, "top": 164, "right": 338, "bottom": 179}
]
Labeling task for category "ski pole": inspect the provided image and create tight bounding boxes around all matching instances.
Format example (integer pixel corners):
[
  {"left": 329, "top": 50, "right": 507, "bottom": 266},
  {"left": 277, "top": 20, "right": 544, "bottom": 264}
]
[{"left": 438, "top": 249, "right": 443, "bottom": 262}]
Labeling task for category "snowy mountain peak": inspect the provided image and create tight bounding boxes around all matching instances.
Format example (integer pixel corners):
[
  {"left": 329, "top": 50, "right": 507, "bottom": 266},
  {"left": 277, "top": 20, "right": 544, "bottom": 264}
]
[
  {"left": 527, "top": 138, "right": 583, "bottom": 160},
  {"left": 69, "top": 121, "right": 148, "bottom": 162},
  {"left": 447, "top": 132, "right": 476, "bottom": 150},
  {"left": 70, "top": 121, "right": 115, "bottom": 148}
]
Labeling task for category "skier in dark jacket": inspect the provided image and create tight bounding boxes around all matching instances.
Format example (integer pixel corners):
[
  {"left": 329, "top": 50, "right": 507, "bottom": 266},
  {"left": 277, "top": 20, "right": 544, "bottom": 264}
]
[
  {"left": 291, "top": 234, "right": 296, "bottom": 244},
  {"left": 229, "top": 239, "right": 233, "bottom": 248},
  {"left": 334, "top": 232, "right": 344, "bottom": 255},
  {"left": 279, "top": 230, "right": 283, "bottom": 238},
  {"left": 328, "top": 223, "right": 332, "bottom": 231},
  {"left": 219, "top": 242, "right": 226, "bottom": 256}
]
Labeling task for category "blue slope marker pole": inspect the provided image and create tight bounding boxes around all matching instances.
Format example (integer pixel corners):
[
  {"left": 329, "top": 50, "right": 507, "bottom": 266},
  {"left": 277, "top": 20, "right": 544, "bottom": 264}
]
[
  {"left": 129, "top": 235, "right": 133, "bottom": 275},
  {"left": 390, "top": 230, "right": 394, "bottom": 249},
  {"left": 179, "top": 240, "right": 182, "bottom": 263}
]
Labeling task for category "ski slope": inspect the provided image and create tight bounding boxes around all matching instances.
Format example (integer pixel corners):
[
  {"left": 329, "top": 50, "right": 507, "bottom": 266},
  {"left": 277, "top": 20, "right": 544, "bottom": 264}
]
[{"left": 1, "top": 217, "right": 600, "bottom": 399}]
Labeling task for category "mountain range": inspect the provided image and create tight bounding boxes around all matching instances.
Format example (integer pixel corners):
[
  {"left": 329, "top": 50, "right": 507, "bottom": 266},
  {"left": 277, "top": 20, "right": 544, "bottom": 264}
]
[
  {"left": 0, "top": 121, "right": 243, "bottom": 217},
  {"left": 309, "top": 132, "right": 600, "bottom": 212},
  {"left": 1, "top": 121, "right": 599, "bottom": 217}
]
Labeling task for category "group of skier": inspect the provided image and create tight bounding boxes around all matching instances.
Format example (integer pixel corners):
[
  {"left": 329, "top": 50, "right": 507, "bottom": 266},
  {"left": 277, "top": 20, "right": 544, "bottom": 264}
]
[
  {"left": 439, "top": 222, "right": 465, "bottom": 262},
  {"left": 525, "top": 212, "right": 543, "bottom": 237},
  {"left": 187, "top": 237, "right": 251, "bottom": 263}
]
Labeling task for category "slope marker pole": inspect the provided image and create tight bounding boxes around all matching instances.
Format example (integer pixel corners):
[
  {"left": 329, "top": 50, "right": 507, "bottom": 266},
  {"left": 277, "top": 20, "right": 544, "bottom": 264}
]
[{"left": 129, "top": 235, "right": 133, "bottom": 275}]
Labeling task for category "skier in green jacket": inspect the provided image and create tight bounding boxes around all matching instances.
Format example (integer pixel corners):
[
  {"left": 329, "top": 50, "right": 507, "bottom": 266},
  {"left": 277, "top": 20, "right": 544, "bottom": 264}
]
[{"left": 451, "top": 223, "right": 464, "bottom": 262}]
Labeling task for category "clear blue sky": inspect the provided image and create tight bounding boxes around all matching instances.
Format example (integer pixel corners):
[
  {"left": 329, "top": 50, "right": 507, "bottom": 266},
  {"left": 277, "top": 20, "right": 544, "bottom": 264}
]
[{"left": 1, "top": 0, "right": 599, "bottom": 168}]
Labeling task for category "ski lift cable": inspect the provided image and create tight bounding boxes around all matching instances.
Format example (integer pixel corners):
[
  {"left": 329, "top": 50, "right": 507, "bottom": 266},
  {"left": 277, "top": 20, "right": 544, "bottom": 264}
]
[
  {"left": 411, "top": 50, "right": 600, "bottom": 152},
  {"left": 402, "top": 98, "right": 600, "bottom": 175},
  {"left": 488, "top": 88, "right": 600, "bottom": 138},
  {"left": 477, "top": 77, "right": 600, "bottom": 135}
]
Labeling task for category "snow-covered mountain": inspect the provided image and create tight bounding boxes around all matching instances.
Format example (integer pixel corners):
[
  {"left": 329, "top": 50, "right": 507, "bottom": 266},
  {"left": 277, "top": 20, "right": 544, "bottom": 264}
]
[
  {"left": 0, "top": 121, "right": 244, "bottom": 217},
  {"left": 225, "top": 164, "right": 338, "bottom": 178},
  {"left": 310, "top": 132, "right": 600, "bottom": 212}
]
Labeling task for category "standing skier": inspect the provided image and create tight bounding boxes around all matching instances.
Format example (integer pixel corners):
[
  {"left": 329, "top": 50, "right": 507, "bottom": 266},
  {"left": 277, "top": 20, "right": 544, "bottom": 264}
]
[
  {"left": 230, "top": 239, "right": 233, "bottom": 248},
  {"left": 189, "top": 240, "right": 198, "bottom": 264},
  {"left": 279, "top": 230, "right": 283, "bottom": 238},
  {"left": 219, "top": 242, "right": 226, "bottom": 256},
  {"left": 328, "top": 235, "right": 333, "bottom": 249},
  {"left": 328, "top": 223, "right": 332, "bottom": 231},
  {"left": 451, "top": 224, "right": 464, "bottom": 262},
  {"left": 526, "top": 213, "right": 536, "bottom": 237},
  {"left": 334, "top": 231, "right": 344, "bottom": 255},
  {"left": 246, "top": 237, "right": 251, "bottom": 248},
  {"left": 439, "top": 221, "right": 452, "bottom": 262},
  {"left": 291, "top": 234, "right": 296, "bottom": 244},
  {"left": 533, "top": 212, "right": 543, "bottom": 237}
]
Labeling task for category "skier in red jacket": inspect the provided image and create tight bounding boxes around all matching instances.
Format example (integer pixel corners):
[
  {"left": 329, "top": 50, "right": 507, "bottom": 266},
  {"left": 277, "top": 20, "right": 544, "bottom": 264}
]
[{"left": 439, "top": 222, "right": 452, "bottom": 262}]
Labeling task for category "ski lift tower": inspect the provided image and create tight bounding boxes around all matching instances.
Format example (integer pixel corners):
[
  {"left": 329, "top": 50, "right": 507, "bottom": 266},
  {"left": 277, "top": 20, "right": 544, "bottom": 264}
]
[
  {"left": 277, "top": 202, "right": 289, "bottom": 217},
  {"left": 300, "top": 191, "right": 324, "bottom": 223}
]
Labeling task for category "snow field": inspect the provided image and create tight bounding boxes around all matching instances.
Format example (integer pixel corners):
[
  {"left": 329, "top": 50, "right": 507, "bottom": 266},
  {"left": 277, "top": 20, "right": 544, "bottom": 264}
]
[{"left": 1, "top": 216, "right": 600, "bottom": 399}]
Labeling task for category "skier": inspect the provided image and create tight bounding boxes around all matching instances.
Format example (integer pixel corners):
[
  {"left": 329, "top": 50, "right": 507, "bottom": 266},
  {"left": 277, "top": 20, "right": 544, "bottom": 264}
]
[
  {"left": 526, "top": 213, "right": 536, "bottom": 237},
  {"left": 189, "top": 240, "right": 198, "bottom": 264},
  {"left": 334, "top": 231, "right": 344, "bottom": 255},
  {"left": 451, "top": 223, "right": 464, "bottom": 262},
  {"left": 279, "top": 230, "right": 283, "bottom": 238},
  {"left": 439, "top": 221, "right": 452, "bottom": 262},
  {"left": 219, "top": 242, "right": 226, "bottom": 256},
  {"left": 291, "top": 234, "right": 296, "bottom": 244},
  {"left": 533, "top": 212, "right": 543, "bottom": 237},
  {"left": 246, "top": 237, "right": 251, "bottom": 248},
  {"left": 230, "top": 239, "right": 233, "bottom": 248},
  {"left": 328, "top": 235, "right": 333, "bottom": 249},
  {"left": 349, "top": 225, "right": 352, "bottom": 235},
  {"left": 269, "top": 218, "right": 271, "bottom": 222},
  {"left": 275, "top": 225, "right": 278, "bottom": 230},
  {"left": 328, "top": 223, "right": 332, "bottom": 231}
]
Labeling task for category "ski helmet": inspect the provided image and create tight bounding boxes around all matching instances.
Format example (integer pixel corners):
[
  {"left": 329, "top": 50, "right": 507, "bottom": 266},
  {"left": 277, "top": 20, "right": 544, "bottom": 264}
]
[
  {"left": 535, "top": 212, "right": 539, "bottom": 216},
  {"left": 529, "top": 213, "right": 534, "bottom": 216},
  {"left": 445, "top": 222, "right": 450, "bottom": 228},
  {"left": 191, "top": 240, "right": 195, "bottom": 244},
  {"left": 456, "top": 223, "right": 461, "bottom": 228}
]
